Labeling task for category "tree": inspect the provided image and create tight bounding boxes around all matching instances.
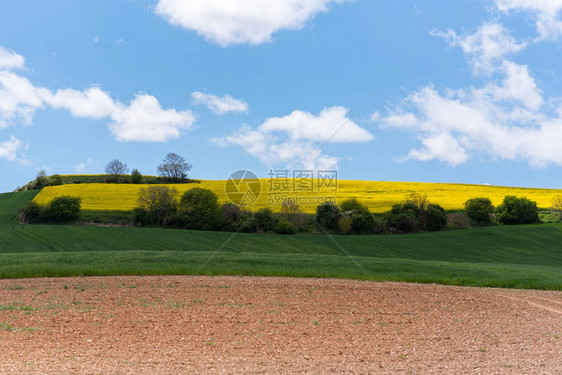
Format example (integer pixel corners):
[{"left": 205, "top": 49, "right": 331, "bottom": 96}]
[
  {"left": 386, "top": 202, "right": 419, "bottom": 233},
  {"left": 421, "top": 203, "right": 447, "bottom": 232},
  {"left": 30, "top": 170, "right": 48, "bottom": 190},
  {"left": 406, "top": 193, "right": 428, "bottom": 212},
  {"left": 496, "top": 195, "right": 539, "bottom": 225},
  {"left": 253, "top": 208, "right": 276, "bottom": 232},
  {"left": 136, "top": 186, "right": 179, "bottom": 225},
  {"left": 130, "top": 169, "right": 143, "bottom": 184},
  {"left": 339, "top": 198, "right": 374, "bottom": 234},
  {"left": 44, "top": 196, "right": 81, "bottom": 222},
  {"left": 222, "top": 203, "right": 242, "bottom": 231},
  {"left": 281, "top": 198, "right": 300, "bottom": 214},
  {"left": 157, "top": 153, "right": 192, "bottom": 181},
  {"left": 178, "top": 188, "right": 222, "bottom": 230},
  {"left": 552, "top": 195, "right": 562, "bottom": 220},
  {"left": 340, "top": 197, "right": 365, "bottom": 212},
  {"left": 49, "top": 174, "right": 63, "bottom": 186},
  {"left": 316, "top": 202, "right": 340, "bottom": 231},
  {"left": 18, "top": 201, "right": 44, "bottom": 224},
  {"left": 464, "top": 197, "right": 494, "bottom": 225},
  {"left": 274, "top": 218, "right": 297, "bottom": 234},
  {"left": 105, "top": 159, "right": 129, "bottom": 182}
]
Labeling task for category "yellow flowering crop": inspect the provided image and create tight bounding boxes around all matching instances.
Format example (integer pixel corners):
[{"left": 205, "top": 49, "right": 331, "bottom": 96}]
[{"left": 33, "top": 180, "right": 562, "bottom": 213}]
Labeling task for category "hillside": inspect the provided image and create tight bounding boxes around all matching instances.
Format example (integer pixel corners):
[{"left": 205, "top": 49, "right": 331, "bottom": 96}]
[
  {"left": 33, "top": 179, "right": 562, "bottom": 213},
  {"left": 1, "top": 191, "right": 561, "bottom": 289}
]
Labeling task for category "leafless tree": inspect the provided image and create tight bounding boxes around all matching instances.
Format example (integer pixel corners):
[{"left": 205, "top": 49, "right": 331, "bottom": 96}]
[
  {"left": 406, "top": 192, "right": 428, "bottom": 211},
  {"left": 552, "top": 195, "right": 562, "bottom": 220},
  {"left": 281, "top": 198, "right": 300, "bottom": 214},
  {"left": 157, "top": 153, "right": 192, "bottom": 181},
  {"left": 105, "top": 159, "right": 129, "bottom": 179},
  {"left": 137, "top": 186, "right": 179, "bottom": 225}
]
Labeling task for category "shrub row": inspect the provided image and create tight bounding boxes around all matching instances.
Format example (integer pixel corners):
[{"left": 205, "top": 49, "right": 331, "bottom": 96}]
[
  {"left": 18, "top": 188, "right": 543, "bottom": 235},
  {"left": 19, "top": 196, "right": 81, "bottom": 224},
  {"left": 316, "top": 195, "right": 447, "bottom": 235},
  {"left": 132, "top": 186, "right": 305, "bottom": 234},
  {"left": 464, "top": 196, "right": 539, "bottom": 226}
]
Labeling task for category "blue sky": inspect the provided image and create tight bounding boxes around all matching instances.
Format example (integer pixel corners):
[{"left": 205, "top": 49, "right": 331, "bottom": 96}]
[{"left": 1, "top": 0, "right": 562, "bottom": 192}]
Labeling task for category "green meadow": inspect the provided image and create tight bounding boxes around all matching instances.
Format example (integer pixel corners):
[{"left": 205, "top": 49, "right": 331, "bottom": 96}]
[{"left": 0, "top": 191, "right": 561, "bottom": 289}]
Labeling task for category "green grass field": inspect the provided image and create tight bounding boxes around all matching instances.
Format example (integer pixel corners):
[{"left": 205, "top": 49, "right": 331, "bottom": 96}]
[{"left": 0, "top": 191, "right": 561, "bottom": 289}]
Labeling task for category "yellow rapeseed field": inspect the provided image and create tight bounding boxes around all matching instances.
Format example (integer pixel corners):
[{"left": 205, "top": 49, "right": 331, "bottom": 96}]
[{"left": 33, "top": 180, "right": 562, "bottom": 213}]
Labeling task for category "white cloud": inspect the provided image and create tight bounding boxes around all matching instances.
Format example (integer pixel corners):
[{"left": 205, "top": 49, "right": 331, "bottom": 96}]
[
  {"left": 73, "top": 158, "right": 93, "bottom": 173},
  {"left": 192, "top": 92, "right": 249, "bottom": 114},
  {"left": 109, "top": 94, "right": 196, "bottom": 142},
  {"left": 496, "top": 0, "right": 562, "bottom": 41},
  {"left": 93, "top": 37, "right": 100, "bottom": 44},
  {"left": 259, "top": 106, "right": 373, "bottom": 142},
  {"left": 382, "top": 61, "right": 562, "bottom": 167},
  {"left": 0, "top": 71, "right": 47, "bottom": 128},
  {"left": 489, "top": 60, "right": 542, "bottom": 110},
  {"left": 44, "top": 86, "right": 119, "bottom": 119},
  {"left": 0, "top": 47, "right": 25, "bottom": 70},
  {"left": 0, "top": 136, "right": 23, "bottom": 162},
  {"left": 154, "top": 0, "right": 348, "bottom": 46},
  {"left": 431, "top": 23, "right": 527, "bottom": 74},
  {"left": 0, "top": 47, "right": 196, "bottom": 142},
  {"left": 73, "top": 162, "right": 87, "bottom": 173},
  {"left": 213, "top": 106, "right": 373, "bottom": 170}
]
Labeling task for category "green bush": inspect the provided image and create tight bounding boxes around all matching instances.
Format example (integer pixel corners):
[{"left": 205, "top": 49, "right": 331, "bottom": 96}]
[
  {"left": 179, "top": 188, "right": 222, "bottom": 230},
  {"left": 372, "top": 215, "right": 386, "bottom": 234},
  {"left": 18, "top": 201, "right": 44, "bottom": 224},
  {"left": 386, "top": 202, "right": 420, "bottom": 233},
  {"left": 253, "top": 208, "right": 276, "bottom": 232},
  {"left": 44, "top": 196, "right": 81, "bottom": 222},
  {"left": 316, "top": 202, "right": 340, "bottom": 231},
  {"left": 274, "top": 219, "right": 297, "bottom": 234},
  {"left": 421, "top": 203, "right": 447, "bottom": 232},
  {"left": 339, "top": 198, "right": 374, "bottom": 234},
  {"left": 30, "top": 171, "right": 48, "bottom": 190},
  {"left": 278, "top": 212, "right": 313, "bottom": 233},
  {"left": 221, "top": 203, "right": 242, "bottom": 231},
  {"left": 130, "top": 169, "right": 143, "bottom": 184},
  {"left": 464, "top": 197, "right": 494, "bottom": 225},
  {"left": 49, "top": 174, "right": 63, "bottom": 186},
  {"left": 132, "top": 207, "right": 153, "bottom": 226},
  {"left": 234, "top": 211, "right": 258, "bottom": 233},
  {"left": 338, "top": 216, "right": 352, "bottom": 235},
  {"left": 496, "top": 195, "right": 539, "bottom": 225}
]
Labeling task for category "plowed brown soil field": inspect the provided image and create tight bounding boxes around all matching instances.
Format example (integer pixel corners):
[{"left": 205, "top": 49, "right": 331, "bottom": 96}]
[{"left": 0, "top": 276, "right": 560, "bottom": 374}]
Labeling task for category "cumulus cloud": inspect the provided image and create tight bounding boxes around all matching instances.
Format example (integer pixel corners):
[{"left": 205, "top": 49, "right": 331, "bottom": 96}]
[
  {"left": 154, "top": 0, "right": 348, "bottom": 46},
  {"left": 381, "top": 61, "right": 562, "bottom": 167},
  {"left": 44, "top": 86, "right": 119, "bottom": 119},
  {"left": 213, "top": 106, "right": 373, "bottom": 170},
  {"left": 192, "top": 92, "right": 248, "bottom": 114},
  {"left": 431, "top": 23, "right": 527, "bottom": 74},
  {"left": 0, "top": 136, "right": 23, "bottom": 162},
  {"left": 496, "top": 0, "right": 562, "bottom": 41},
  {"left": 0, "top": 47, "right": 25, "bottom": 70},
  {"left": 73, "top": 158, "right": 94, "bottom": 173},
  {"left": 109, "top": 94, "right": 195, "bottom": 142},
  {"left": 0, "top": 47, "right": 196, "bottom": 142}
]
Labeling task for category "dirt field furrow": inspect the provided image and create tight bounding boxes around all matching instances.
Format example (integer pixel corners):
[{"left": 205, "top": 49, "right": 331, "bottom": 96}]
[{"left": 0, "top": 276, "right": 560, "bottom": 374}]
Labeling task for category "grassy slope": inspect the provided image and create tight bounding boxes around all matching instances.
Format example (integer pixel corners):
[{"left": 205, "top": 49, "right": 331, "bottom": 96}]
[
  {"left": 0, "top": 192, "right": 561, "bottom": 289},
  {"left": 0, "top": 191, "right": 38, "bottom": 224}
]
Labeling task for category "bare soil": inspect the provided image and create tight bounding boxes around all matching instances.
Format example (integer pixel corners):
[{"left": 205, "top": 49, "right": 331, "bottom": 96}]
[{"left": 0, "top": 276, "right": 560, "bottom": 374}]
